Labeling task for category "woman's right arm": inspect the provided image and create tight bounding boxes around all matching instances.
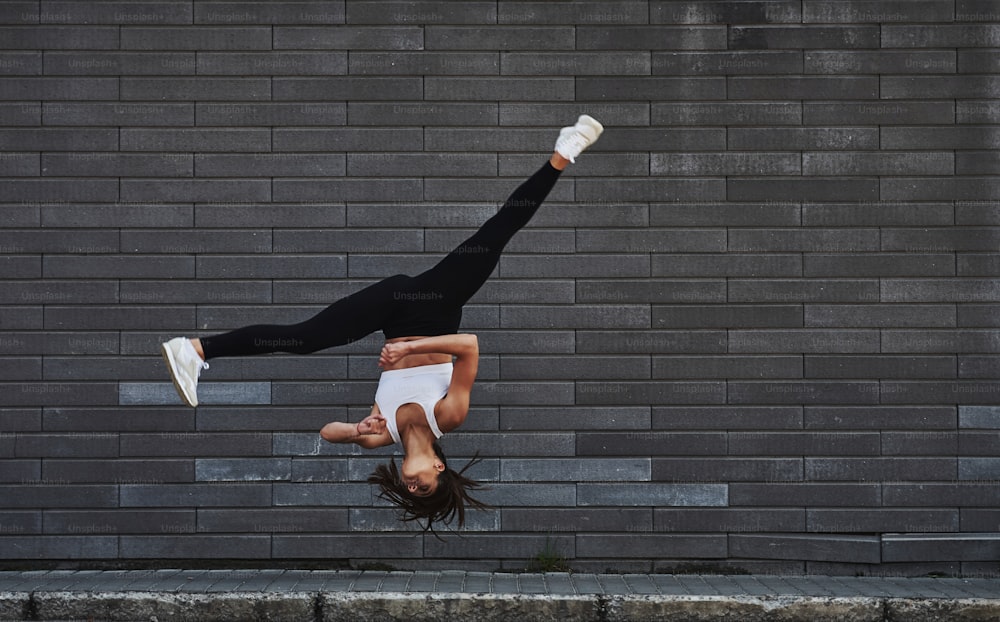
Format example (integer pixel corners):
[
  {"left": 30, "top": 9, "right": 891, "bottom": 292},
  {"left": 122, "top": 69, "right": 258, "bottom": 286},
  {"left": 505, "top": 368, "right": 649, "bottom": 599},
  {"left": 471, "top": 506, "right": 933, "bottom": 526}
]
[{"left": 320, "top": 413, "right": 392, "bottom": 448}]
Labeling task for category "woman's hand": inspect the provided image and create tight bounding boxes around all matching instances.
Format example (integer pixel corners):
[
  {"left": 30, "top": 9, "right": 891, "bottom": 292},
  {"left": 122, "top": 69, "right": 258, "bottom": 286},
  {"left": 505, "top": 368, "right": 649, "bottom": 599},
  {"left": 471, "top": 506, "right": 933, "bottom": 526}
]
[
  {"left": 378, "top": 341, "right": 410, "bottom": 368},
  {"left": 355, "top": 413, "right": 386, "bottom": 436}
]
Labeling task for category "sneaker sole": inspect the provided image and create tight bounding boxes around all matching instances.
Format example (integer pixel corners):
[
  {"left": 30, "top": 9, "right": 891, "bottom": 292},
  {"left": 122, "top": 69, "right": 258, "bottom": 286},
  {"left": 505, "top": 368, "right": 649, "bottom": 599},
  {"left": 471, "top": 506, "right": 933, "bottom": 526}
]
[{"left": 160, "top": 342, "right": 197, "bottom": 407}]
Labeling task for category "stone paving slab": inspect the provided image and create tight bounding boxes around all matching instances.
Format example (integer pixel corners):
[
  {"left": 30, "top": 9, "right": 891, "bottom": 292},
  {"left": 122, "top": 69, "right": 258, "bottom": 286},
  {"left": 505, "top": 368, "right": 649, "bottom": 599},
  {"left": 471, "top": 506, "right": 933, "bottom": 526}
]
[{"left": 0, "top": 569, "right": 998, "bottom": 621}]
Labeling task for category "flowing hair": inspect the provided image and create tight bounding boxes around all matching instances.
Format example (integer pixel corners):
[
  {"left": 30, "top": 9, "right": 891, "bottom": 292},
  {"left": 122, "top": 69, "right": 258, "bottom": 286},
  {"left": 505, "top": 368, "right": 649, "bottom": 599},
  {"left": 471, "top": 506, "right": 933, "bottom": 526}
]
[{"left": 368, "top": 441, "right": 490, "bottom": 536}]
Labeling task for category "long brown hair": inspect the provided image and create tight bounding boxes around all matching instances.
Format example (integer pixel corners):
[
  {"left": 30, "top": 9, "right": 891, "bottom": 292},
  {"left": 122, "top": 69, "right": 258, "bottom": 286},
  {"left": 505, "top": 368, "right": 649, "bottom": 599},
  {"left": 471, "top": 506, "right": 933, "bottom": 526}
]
[{"left": 368, "top": 442, "right": 490, "bottom": 536}]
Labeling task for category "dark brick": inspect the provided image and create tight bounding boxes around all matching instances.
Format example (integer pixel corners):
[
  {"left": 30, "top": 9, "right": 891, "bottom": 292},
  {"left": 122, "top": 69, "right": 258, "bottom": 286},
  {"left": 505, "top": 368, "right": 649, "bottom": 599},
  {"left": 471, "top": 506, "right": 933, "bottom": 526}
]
[
  {"left": 731, "top": 534, "right": 880, "bottom": 563},
  {"left": 577, "top": 534, "right": 726, "bottom": 558},
  {"left": 576, "top": 77, "right": 725, "bottom": 100},
  {"left": 120, "top": 432, "right": 272, "bottom": 457},
  {"left": 348, "top": 2, "right": 495, "bottom": 25},
  {"left": 728, "top": 178, "right": 878, "bottom": 202},
  {"left": 0, "top": 535, "right": 117, "bottom": 559},
  {"left": 502, "top": 1, "right": 648, "bottom": 24},
  {"left": 504, "top": 51, "right": 649, "bottom": 75},
  {"left": 120, "top": 535, "right": 270, "bottom": 558},
  {"left": 426, "top": 26, "right": 574, "bottom": 50},
  {"left": 196, "top": 102, "right": 344, "bottom": 126},
  {"left": 502, "top": 255, "right": 649, "bottom": 278},
  {"left": 42, "top": 458, "right": 194, "bottom": 485},
  {"left": 731, "top": 76, "right": 878, "bottom": 101},
  {"left": 803, "top": 253, "right": 954, "bottom": 277},
  {"left": 0, "top": 409, "right": 41, "bottom": 432},
  {"left": 803, "top": 1, "right": 953, "bottom": 23},
  {"left": 960, "top": 355, "right": 1000, "bottom": 378},
  {"left": 653, "top": 101, "right": 801, "bottom": 125},
  {"left": 805, "top": 305, "right": 955, "bottom": 327},
  {"left": 196, "top": 153, "right": 344, "bottom": 178},
  {"left": 728, "top": 381, "right": 879, "bottom": 405},
  {"left": 652, "top": 255, "right": 801, "bottom": 278},
  {"left": 577, "top": 432, "right": 727, "bottom": 456},
  {"left": 652, "top": 1, "right": 801, "bottom": 24},
  {"left": 656, "top": 508, "right": 803, "bottom": 533},
  {"left": 882, "top": 534, "right": 1000, "bottom": 563},
  {"left": 503, "top": 508, "right": 651, "bottom": 532},
  {"left": 803, "top": 152, "right": 952, "bottom": 176},
  {"left": 576, "top": 330, "right": 727, "bottom": 354},
  {"left": 197, "top": 508, "right": 348, "bottom": 533},
  {"left": 961, "top": 509, "right": 1000, "bottom": 532},
  {"left": 730, "top": 483, "right": 881, "bottom": 507},
  {"left": 805, "top": 355, "right": 956, "bottom": 379},
  {"left": 0, "top": 485, "right": 118, "bottom": 509},
  {"left": 882, "top": 431, "right": 959, "bottom": 455},
  {"left": 803, "top": 101, "right": 953, "bottom": 125},
  {"left": 802, "top": 203, "right": 953, "bottom": 227},
  {"left": 0, "top": 511, "right": 39, "bottom": 535},
  {"left": 729, "top": 279, "right": 879, "bottom": 303},
  {"left": 577, "top": 483, "right": 727, "bottom": 507},
  {"left": 120, "top": 483, "right": 272, "bottom": 507},
  {"left": 355, "top": 51, "right": 498, "bottom": 75},
  {"left": 501, "top": 355, "right": 649, "bottom": 379},
  {"left": 425, "top": 533, "right": 574, "bottom": 559},
  {"left": 958, "top": 305, "right": 1000, "bottom": 327},
  {"left": 882, "top": 330, "right": 998, "bottom": 354},
  {"left": 957, "top": 100, "right": 1000, "bottom": 123},
  {"left": 0, "top": 460, "right": 39, "bottom": 483},
  {"left": 882, "top": 24, "right": 1000, "bottom": 48},
  {"left": 499, "top": 406, "right": 650, "bottom": 431},
  {"left": 957, "top": 151, "right": 1000, "bottom": 175},
  {"left": 501, "top": 457, "right": 649, "bottom": 482},
  {"left": 805, "top": 51, "right": 955, "bottom": 74},
  {"left": 44, "top": 510, "right": 194, "bottom": 535},
  {"left": 578, "top": 229, "right": 726, "bottom": 253},
  {"left": 806, "top": 457, "right": 956, "bottom": 481},
  {"left": 653, "top": 355, "right": 802, "bottom": 379},
  {"left": 652, "top": 406, "right": 801, "bottom": 429},
  {"left": 195, "top": 3, "right": 345, "bottom": 25},
  {"left": 882, "top": 76, "right": 1000, "bottom": 99},
  {"left": 426, "top": 77, "right": 573, "bottom": 102},
  {"left": 274, "top": 127, "right": 422, "bottom": 151},
  {"left": 730, "top": 26, "right": 879, "bottom": 49},
  {"left": 0, "top": 382, "right": 118, "bottom": 407},
  {"left": 728, "top": 329, "right": 879, "bottom": 353},
  {"left": 0, "top": 26, "right": 119, "bottom": 49},
  {"left": 652, "top": 457, "right": 803, "bottom": 483},
  {"left": 884, "top": 483, "right": 1000, "bottom": 507},
  {"left": 807, "top": 509, "right": 958, "bottom": 534},
  {"left": 653, "top": 51, "right": 801, "bottom": 75},
  {"left": 730, "top": 432, "right": 880, "bottom": 457},
  {"left": 653, "top": 152, "right": 798, "bottom": 176}
]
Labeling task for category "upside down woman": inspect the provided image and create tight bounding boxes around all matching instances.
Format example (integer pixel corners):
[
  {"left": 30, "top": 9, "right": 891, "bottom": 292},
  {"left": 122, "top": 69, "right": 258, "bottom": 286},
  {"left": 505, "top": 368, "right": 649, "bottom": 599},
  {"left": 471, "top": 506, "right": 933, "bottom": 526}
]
[{"left": 160, "top": 115, "right": 604, "bottom": 532}]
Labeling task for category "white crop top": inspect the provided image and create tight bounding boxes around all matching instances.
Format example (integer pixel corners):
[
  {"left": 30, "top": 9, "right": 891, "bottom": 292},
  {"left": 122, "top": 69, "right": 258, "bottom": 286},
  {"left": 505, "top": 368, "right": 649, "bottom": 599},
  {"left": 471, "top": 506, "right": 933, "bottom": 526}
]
[{"left": 374, "top": 362, "right": 453, "bottom": 445}]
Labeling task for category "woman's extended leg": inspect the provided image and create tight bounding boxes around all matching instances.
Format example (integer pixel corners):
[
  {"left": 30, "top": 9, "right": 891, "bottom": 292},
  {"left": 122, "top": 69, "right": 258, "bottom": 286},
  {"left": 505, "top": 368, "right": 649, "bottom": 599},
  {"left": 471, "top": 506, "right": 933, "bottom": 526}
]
[{"left": 408, "top": 115, "right": 603, "bottom": 311}]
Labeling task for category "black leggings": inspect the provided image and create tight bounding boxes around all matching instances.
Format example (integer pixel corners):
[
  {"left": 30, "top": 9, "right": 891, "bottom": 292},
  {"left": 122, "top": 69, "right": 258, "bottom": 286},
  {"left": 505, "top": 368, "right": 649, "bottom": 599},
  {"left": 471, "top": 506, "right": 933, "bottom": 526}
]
[{"left": 200, "top": 161, "right": 562, "bottom": 359}]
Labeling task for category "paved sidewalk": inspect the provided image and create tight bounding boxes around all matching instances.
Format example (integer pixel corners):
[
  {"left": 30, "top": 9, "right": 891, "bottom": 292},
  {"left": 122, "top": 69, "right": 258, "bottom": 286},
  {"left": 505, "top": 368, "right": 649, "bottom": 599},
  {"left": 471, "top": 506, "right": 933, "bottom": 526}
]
[{"left": 1, "top": 569, "right": 999, "bottom": 621}]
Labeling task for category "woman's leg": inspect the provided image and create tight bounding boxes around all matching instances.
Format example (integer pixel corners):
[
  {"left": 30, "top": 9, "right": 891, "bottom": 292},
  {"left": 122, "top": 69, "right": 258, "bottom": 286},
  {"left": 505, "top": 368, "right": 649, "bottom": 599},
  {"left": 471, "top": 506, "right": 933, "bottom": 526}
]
[
  {"left": 411, "top": 154, "right": 566, "bottom": 307},
  {"left": 198, "top": 274, "right": 408, "bottom": 359}
]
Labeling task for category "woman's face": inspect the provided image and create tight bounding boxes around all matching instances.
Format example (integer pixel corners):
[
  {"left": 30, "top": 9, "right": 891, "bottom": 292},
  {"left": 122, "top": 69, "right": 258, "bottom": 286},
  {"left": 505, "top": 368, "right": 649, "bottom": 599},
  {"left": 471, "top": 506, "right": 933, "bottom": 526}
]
[{"left": 401, "top": 455, "right": 444, "bottom": 497}]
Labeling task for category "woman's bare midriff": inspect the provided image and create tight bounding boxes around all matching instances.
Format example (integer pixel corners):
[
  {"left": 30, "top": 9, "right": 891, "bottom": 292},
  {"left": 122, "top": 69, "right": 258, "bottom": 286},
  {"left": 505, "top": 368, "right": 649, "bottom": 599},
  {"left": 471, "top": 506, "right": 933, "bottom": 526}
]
[{"left": 382, "top": 336, "right": 452, "bottom": 371}]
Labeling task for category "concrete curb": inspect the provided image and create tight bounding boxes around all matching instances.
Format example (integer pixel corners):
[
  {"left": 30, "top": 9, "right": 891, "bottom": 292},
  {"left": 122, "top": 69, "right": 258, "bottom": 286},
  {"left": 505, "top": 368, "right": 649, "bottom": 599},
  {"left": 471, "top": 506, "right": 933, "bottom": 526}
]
[{"left": 2, "top": 591, "right": 1000, "bottom": 622}]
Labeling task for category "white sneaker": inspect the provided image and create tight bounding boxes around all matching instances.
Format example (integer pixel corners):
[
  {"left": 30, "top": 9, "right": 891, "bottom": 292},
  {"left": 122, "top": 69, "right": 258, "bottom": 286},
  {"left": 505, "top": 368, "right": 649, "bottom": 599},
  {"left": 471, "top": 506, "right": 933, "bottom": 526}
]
[
  {"left": 161, "top": 337, "right": 208, "bottom": 407},
  {"left": 554, "top": 114, "right": 604, "bottom": 163}
]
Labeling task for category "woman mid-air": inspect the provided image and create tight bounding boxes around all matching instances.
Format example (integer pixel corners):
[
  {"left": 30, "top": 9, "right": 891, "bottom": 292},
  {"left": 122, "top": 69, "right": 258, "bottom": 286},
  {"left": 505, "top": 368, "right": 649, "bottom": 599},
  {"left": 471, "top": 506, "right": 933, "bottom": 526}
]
[{"left": 160, "top": 115, "right": 604, "bottom": 532}]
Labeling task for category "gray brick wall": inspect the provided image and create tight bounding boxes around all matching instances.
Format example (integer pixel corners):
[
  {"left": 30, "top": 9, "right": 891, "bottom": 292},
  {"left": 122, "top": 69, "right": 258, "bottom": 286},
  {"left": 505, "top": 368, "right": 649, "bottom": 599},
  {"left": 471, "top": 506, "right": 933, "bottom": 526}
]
[{"left": 1, "top": 1, "right": 997, "bottom": 576}]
